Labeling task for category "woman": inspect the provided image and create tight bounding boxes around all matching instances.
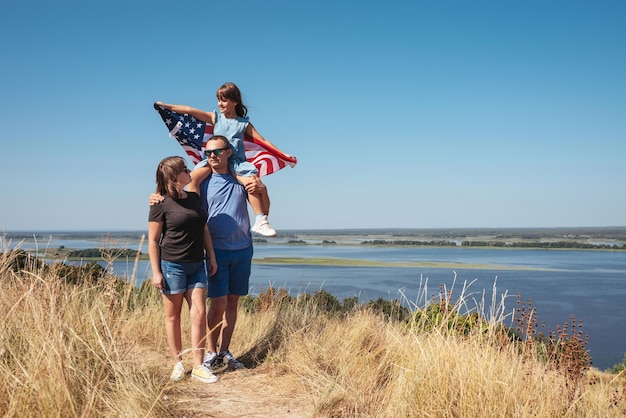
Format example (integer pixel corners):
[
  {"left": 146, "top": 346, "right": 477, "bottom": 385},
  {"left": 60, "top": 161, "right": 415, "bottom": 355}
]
[{"left": 148, "top": 156, "right": 218, "bottom": 383}]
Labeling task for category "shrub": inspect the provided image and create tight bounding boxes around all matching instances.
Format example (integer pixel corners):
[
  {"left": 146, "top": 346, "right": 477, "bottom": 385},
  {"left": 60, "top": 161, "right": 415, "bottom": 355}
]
[{"left": 608, "top": 353, "right": 626, "bottom": 374}]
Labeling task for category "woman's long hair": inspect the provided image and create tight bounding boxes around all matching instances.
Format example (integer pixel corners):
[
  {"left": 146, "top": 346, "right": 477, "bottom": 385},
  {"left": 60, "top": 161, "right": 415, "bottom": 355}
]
[
  {"left": 155, "top": 156, "right": 187, "bottom": 200},
  {"left": 216, "top": 82, "right": 248, "bottom": 117}
]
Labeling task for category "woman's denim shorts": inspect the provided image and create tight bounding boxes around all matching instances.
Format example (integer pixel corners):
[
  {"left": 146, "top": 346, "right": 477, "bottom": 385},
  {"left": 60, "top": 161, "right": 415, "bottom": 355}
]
[{"left": 161, "top": 260, "right": 208, "bottom": 295}]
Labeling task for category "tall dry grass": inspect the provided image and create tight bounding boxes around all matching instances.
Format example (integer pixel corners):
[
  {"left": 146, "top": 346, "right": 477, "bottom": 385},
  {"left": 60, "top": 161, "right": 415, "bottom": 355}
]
[
  {"left": 1, "top": 246, "right": 625, "bottom": 417},
  {"left": 0, "top": 248, "right": 170, "bottom": 417},
  {"left": 234, "top": 282, "right": 626, "bottom": 417}
]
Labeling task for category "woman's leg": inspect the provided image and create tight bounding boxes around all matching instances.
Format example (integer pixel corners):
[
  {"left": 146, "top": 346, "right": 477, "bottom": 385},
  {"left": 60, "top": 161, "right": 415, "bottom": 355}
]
[
  {"left": 185, "top": 287, "right": 208, "bottom": 368},
  {"left": 162, "top": 293, "right": 185, "bottom": 361}
]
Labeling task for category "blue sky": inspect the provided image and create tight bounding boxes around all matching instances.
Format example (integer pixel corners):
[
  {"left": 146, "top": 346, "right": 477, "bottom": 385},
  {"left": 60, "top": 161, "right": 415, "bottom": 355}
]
[{"left": 1, "top": 1, "right": 624, "bottom": 231}]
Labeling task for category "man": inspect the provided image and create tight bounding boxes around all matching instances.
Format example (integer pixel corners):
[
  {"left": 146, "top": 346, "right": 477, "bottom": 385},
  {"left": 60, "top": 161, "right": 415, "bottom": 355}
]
[{"left": 198, "top": 134, "right": 259, "bottom": 369}]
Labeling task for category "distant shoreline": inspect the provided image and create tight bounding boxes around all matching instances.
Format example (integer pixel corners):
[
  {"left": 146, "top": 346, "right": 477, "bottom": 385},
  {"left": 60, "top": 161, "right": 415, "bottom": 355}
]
[
  {"left": 4, "top": 226, "right": 625, "bottom": 255},
  {"left": 4, "top": 226, "right": 626, "bottom": 244},
  {"left": 4, "top": 225, "right": 626, "bottom": 236}
]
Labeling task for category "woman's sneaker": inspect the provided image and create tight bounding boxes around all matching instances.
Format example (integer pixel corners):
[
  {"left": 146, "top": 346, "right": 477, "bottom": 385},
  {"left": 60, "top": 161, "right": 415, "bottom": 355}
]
[
  {"left": 219, "top": 351, "right": 246, "bottom": 369},
  {"left": 191, "top": 365, "right": 218, "bottom": 383},
  {"left": 170, "top": 361, "right": 185, "bottom": 381}
]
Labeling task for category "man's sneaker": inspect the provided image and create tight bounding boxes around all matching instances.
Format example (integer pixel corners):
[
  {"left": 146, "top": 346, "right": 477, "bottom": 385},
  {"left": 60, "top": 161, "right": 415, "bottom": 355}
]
[
  {"left": 170, "top": 361, "right": 185, "bottom": 381},
  {"left": 191, "top": 364, "right": 218, "bottom": 383},
  {"left": 203, "top": 351, "right": 218, "bottom": 368},
  {"left": 219, "top": 351, "right": 246, "bottom": 369},
  {"left": 251, "top": 216, "right": 277, "bottom": 237}
]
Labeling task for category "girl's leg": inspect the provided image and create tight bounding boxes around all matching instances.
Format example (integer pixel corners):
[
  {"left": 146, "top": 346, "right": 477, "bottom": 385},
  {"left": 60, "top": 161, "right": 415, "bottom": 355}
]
[
  {"left": 162, "top": 293, "right": 185, "bottom": 361},
  {"left": 236, "top": 174, "right": 267, "bottom": 215},
  {"left": 236, "top": 174, "right": 276, "bottom": 236},
  {"left": 259, "top": 180, "right": 270, "bottom": 216},
  {"left": 185, "top": 287, "right": 208, "bottom": 368}
]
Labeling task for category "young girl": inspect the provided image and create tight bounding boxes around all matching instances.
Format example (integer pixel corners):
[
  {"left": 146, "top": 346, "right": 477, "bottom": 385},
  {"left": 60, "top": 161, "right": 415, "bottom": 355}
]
[
  {"left": 148, "top": 156, "right": 219, "bottom": 383},
  {"left": 156, "top": 82, "right": 294, "bottom": 237}
]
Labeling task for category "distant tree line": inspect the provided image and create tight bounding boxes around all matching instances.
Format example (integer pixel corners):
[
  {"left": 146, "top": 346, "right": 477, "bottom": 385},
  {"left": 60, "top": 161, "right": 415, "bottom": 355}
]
[
  {"left": 461, "top": 241, "right": 625, "bottom": 249},
  {"left": 359, "top": 240, "right": 625, "bottom": 250},
  {"left": 361, "top": 240, "right": 458, "bottom": 246},
  {"left": 66, "top": 248, "right": 140, "bottom": 258}
]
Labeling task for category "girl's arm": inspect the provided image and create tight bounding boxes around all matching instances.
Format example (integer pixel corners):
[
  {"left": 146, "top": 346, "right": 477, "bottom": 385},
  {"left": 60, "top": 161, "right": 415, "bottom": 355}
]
[
  {"left": 186, "top": 164, "right": 212, "bottom": 194},
  {"left": 155, "top": 101, "right": 216, "bottom": 125},
  {"left": 245, "top": 123, "right": 294, "bottom": 158},
  {"left": 203, "top": 224, "right": 218, "bottom": 276},
  {"left": 148, "top": 221, "right": 165, "bottom": 290}
]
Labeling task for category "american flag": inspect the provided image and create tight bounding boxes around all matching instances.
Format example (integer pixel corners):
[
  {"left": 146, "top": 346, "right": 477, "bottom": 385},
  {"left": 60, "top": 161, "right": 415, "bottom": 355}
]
[{"left": 154, "top": 103, "right": 297, "bottom": 176}]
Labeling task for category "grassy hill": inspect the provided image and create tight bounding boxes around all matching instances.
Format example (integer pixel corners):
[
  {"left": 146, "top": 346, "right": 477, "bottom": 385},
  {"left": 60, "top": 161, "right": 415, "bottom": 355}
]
[{"left": 1, "top": 249, "right": 625, "bottom": 417}]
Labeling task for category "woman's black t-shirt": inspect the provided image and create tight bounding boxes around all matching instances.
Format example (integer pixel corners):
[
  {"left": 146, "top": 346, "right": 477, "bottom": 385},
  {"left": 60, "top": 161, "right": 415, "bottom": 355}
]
[{"left": 148, "top": 192, "right": 208, "bottom": 262}]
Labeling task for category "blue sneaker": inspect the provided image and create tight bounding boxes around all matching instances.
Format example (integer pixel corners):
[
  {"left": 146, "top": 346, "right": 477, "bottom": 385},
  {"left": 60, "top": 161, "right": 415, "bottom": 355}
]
[
  {"left": 219, "top": 351, "right": 246, "bottom": 369},
  {"left": 203, "top": 351, "right": 218, "bottom": 368}
]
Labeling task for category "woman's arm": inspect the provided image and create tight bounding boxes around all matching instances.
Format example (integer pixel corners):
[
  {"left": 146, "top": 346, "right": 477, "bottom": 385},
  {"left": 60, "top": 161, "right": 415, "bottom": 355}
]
[
  {"left": 156, "top": 101, "right": 216, "bottom": 125},
  {"left": 148, "top": 221, "right": 165, "bottom": 290},
  {"left": 203, "top": 225, "right": 218, "bottom": 276}
]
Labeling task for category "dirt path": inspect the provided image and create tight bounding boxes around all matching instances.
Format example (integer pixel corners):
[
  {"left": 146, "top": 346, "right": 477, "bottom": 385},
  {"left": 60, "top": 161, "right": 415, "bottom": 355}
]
[{"left": 163, "top": 363, "right": 316, "bottom": 417}]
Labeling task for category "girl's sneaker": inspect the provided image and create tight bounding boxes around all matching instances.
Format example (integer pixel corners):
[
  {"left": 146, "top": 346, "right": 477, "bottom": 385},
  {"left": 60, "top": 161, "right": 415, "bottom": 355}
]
[
  {"left": 191, "top": 365, "right": 218, "bottom": 383},
  {"left": 251, "top": 216, "right": 277, "bottom": 237},
  {"left": 170, "top": 361, "right": 185, "bottom": 381}
]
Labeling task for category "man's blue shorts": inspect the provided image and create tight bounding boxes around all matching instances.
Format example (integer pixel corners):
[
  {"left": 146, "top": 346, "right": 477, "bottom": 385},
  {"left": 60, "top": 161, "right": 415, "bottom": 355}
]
[
  {"left": 160, "top": 260, "right": 208, "bottom": 295},
  {"left": 208, "top": 245, "right": 253, "bottom": 298}
]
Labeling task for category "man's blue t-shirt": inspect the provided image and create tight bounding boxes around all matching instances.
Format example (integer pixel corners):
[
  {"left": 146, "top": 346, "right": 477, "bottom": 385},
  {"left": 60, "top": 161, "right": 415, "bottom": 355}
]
[{"left": 200, "top": 172, "right": 252, "bottom": 251}]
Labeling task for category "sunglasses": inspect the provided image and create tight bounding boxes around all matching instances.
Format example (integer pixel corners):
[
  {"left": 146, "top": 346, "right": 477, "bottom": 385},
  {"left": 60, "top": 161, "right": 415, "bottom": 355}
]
[{"left": 205, "top": 147, "right": 230, "bottom": 157}]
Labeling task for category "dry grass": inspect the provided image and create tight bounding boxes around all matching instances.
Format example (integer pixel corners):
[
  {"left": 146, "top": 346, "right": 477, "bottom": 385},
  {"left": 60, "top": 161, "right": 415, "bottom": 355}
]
[
  {"left": 1, "top": 247, "right": 625, "bottom": 417},
  {"left": 0, "top": 249, "right": 169, "bottom": 417}
]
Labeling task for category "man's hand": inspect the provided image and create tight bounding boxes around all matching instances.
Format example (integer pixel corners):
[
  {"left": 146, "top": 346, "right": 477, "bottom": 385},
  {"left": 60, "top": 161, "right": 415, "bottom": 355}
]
[
  {"left": 149, "top": 193, "right": 164, "bottom": 206},
  {"left": 207, "top": 257, "right": 218, "bottom": 276}
]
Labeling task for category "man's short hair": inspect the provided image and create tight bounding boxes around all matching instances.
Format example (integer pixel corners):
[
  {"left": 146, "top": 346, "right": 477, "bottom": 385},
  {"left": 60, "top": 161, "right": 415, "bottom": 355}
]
[{"left": 207, "top": 135, "right": 229, "bottom": 148}]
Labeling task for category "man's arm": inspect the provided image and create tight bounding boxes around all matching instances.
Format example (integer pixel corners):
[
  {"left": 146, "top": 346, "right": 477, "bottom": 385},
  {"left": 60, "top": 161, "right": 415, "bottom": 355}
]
[
  {"left": 203, "top": 225, "right": 218, "bottom": 276},
  {"left": 187, "top": 164, "right": 212, "bottom": 194}
]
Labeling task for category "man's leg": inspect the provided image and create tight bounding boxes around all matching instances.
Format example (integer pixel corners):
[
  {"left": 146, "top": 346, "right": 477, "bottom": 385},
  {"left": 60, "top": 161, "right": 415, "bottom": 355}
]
[
  {"left": 218, "top": 294, "right": 241, "bottom": 353},
  {"left": 206, "top": 295, "right": 227, "bottom": 354},
  {"left": 205, "top": 247, "right": 229, "bottom": 366}
]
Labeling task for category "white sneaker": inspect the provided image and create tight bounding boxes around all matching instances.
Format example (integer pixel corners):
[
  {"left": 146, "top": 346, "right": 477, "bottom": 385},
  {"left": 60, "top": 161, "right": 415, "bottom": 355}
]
[
  {"left": 170, "top": 361, "right": 185, "bottom": 381},
  {"left": 251, "top": 216, "right": 277, "bottom": 237}
]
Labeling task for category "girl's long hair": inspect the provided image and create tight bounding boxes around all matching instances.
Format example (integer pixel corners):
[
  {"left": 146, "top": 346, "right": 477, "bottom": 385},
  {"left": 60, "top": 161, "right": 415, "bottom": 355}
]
[
  {"left": 217, "top": 82, "right": 248, "bottom": 117},
  {"left": 155, "top": 156, "right": 186, "bottom": 200}
]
